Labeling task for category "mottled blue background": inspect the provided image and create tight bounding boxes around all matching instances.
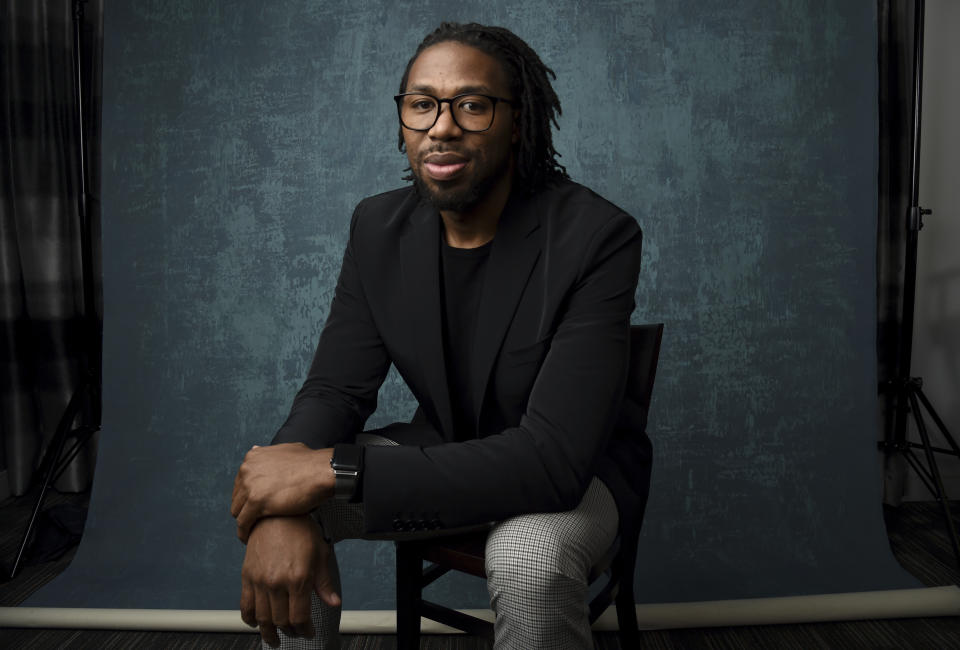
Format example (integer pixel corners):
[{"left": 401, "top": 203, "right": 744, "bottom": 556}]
[{"left": 29, "top": 0, "right": 917, "bottom": 610}]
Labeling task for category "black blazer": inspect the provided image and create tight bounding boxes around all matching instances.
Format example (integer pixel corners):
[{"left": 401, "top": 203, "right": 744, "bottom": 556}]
[{"left": 273, "top": 180, "right": 651, "bottom": 535}]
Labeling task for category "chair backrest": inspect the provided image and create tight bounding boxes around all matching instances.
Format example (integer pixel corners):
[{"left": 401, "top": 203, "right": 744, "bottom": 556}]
[{"left": 624, "top": 323, "right": 664, "bottom": 432}]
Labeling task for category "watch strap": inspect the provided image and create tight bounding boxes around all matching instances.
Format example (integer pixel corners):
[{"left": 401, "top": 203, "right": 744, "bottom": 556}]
[{"left": 331, "top": 443, "right": 364, "bottom": 502}]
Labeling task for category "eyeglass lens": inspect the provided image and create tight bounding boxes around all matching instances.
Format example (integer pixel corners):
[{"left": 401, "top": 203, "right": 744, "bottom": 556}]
[{"left": 399, "top": 95, "right": 496, "bottom": 132}]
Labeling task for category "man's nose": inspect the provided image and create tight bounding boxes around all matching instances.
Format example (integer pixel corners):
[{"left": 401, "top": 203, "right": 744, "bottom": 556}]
[{"left": 428, "top": 104, "right": 462, "bottom": 139}]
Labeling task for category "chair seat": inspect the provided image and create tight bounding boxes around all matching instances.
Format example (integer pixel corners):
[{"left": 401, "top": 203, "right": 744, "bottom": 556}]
[{"left": 415, "top": 531, "right": 488, "bottom": 578}]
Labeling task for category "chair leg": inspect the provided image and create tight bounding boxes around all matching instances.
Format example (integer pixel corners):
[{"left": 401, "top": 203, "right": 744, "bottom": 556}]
[
  {"left": 396, "top": 542, "right": 422, "bottom": 650},
  {"left": 615, "top": 570, "right": 640, "bottom": 648},
  {"left": 617, "top": 580, "right": 640, "bottom": 648}
]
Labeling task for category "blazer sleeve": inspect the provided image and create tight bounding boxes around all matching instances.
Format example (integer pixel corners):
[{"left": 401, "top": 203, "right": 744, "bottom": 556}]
[
  {"left": 362, "top": 212, "right": 642, "bottom": 533},
  {"left": 271, "top": 202, "right": 391, "bottom": 449}
]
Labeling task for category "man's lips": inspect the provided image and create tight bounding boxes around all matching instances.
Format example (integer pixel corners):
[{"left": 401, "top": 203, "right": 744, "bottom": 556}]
[{"left": 423, "top": 153, "right": 469, "bottom": 181}]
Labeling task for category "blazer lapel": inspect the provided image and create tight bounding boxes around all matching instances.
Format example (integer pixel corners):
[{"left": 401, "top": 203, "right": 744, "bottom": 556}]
[
  {"left": 471, "top": 193, "right": 542, "bottom": 429},
  {"left": 400, "top": 202, "right": 455, "bottom": 439}
]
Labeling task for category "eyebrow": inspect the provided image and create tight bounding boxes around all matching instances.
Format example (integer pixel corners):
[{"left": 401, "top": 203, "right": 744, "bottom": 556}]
[{"left": 407, "top": 84, "right": 496, "bottom": 96}]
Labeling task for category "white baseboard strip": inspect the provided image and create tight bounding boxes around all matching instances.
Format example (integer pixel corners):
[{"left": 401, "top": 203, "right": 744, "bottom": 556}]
[
  {"left": 625, "top": 585, "right": 960, "bottom": 630},
  {"left": 1, "top": 586, "right": 958, "bottom": 633}
]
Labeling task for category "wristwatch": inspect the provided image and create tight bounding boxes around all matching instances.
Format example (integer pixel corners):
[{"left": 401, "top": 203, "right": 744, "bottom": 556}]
[{"left": 330, "top": 444, "right": 364, "bottom": 502}]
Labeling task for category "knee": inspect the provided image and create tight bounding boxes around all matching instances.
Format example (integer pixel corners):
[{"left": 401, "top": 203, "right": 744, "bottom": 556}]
[
  {"left": 484, "top": 519, "right": 593, "bottom": 646},
  {"left": 484, "top": 520, "right": 583, "bottom": 592}
]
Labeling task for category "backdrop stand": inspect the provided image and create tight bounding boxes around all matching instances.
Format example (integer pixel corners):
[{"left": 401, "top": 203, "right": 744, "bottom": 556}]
[
  {"left": 879, "top": 0, "right": 960, "bottom": 569},
  {"left": 4, "top": 0, "right": 100, "bottom": 583}
]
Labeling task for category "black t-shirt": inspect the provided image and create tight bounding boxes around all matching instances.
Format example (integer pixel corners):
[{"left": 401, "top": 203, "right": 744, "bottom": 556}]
[{"left": 439, "top": 234, "right": 492, "bottom": 441}]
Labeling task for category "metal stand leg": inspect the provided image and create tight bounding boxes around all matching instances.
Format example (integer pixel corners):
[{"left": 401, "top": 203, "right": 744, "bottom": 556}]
[
  {"left": 906, "top": 383, "right": 960, "bottom": 568},
  {"left": 6, "top": 386, "right": 92, "bottom": 581}
]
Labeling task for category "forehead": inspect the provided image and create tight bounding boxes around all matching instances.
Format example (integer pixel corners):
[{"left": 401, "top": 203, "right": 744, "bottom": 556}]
[{"left": 406, "top": 41, "right": 510, "bottom": 95}]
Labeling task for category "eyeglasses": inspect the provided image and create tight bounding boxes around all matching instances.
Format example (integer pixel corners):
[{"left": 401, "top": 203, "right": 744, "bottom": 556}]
[{"left": 394, "top": 92, "right": 515, "bottom": 133}]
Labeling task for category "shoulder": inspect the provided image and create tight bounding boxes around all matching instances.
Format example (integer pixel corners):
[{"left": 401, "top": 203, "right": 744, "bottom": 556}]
[
  {"left": 350, "top": 185, "right": 423, "bottom": 237},
  {"left": 354, "top": 185, "right": 419, "bottom": 215},
  {"left": 531, "top": 180, "right": 642, "bottom": 252}
]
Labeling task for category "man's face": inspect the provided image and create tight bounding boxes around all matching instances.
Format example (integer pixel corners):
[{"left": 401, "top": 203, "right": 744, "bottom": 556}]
[{"left": 401, "top": 41, "right": 518, "bottom": 213}]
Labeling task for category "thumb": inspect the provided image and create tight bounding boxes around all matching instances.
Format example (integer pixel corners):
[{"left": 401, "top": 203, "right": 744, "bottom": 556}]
[
  {"left": 314, "top": 571, "right": 341, "bottom": 608},
  {"left": 313, "top": 542, "right": 341, "bottom": 608}
]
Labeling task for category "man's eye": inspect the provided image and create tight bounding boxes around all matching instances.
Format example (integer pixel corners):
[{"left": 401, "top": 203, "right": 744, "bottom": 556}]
[
  {"left": 458, "top": 98, "right": 490, "bottom": 114},
  {"left": 410, "top": 99, "right": 436, "bottom": 111}
]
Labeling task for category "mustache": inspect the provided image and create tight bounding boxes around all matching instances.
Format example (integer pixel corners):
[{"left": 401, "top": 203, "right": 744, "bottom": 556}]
[{"left": 418, "top": 145, "right": 471, "bottom": 159}]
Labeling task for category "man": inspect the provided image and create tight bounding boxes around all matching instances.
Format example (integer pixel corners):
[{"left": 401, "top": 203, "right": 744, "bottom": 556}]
[{"left": 231, "top": 22, "right": 651, "bottom": 650}]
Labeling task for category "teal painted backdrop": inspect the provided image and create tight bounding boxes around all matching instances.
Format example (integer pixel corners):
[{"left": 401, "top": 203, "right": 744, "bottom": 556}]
[{"left": 29, "top": 0, "right": 917, "bottom": 609}]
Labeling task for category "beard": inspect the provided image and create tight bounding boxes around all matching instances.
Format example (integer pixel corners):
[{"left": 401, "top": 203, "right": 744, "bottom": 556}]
[
  {"left": 410, "top": 148, "right": 511, "bottom": 213},
  {"left": 413, "top": 173, "right": 488, "bottom": 213}
]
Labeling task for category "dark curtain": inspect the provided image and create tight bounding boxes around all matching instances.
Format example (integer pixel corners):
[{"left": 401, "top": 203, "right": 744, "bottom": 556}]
[
  {"left": 0, "top": 0, "right": 103, "bottom": 498},
  {"left": 876, "top": 0, "right": 916, "bottom": 505}
]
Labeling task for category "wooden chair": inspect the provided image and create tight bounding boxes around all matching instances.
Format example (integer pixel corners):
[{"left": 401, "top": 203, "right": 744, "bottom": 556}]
[{"left": 395, "top": 323, "right": 664, "bottom": 648}]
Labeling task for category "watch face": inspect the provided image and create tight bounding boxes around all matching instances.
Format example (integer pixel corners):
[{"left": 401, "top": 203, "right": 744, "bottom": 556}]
[{"left": 333, "top": 444, "right": 362, "bottom": 470}]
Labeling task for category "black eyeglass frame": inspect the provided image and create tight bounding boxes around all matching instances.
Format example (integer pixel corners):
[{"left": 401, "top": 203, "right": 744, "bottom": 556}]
[{"left": 394, "top": 92, "right": 516, "bottom": 133}]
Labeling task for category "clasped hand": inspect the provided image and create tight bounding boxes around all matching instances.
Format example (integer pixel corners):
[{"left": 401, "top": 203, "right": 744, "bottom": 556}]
[
  {"left": 240, "top": 515, "right": 341, "bottom": 647},
  {"left": 231, "top": 443, "right": 338, "bottom": 647},
  {"left": 230, "top": 442, "right": 334, "bottom": 542}
]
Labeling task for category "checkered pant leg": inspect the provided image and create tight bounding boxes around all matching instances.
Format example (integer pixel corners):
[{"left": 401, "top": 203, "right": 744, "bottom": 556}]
[
  {"left": 485, "top": 477, "right": 619, "bottom": 650},
  {"left": 267, "top": 434, "right": 398, "bottom": 650},
  {"left": 266, "top": 544, "right": 343, "bottom": 650}
]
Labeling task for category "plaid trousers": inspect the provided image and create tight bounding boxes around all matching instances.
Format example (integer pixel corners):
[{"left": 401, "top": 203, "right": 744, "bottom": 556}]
[{"left": 269, "top": 433, "right": 619, "bottom": 650}]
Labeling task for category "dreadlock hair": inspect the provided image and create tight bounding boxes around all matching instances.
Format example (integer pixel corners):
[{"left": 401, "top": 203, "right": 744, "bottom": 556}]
[{"left": 397, "top": 22, "right": 569, "bottom": 194}]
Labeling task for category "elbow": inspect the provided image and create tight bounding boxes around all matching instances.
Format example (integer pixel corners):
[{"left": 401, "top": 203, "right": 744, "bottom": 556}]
[
  {"left": 556, "top": 490, "right": 582, "bottom": 513},
  {"left": 544, "top": 464, "right": 593, "bottom": 513},
  {"left": 563, "top": 473, "right": 595, "bottom": 511}
]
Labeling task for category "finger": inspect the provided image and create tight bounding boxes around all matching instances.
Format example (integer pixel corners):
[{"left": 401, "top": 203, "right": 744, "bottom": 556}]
[
  {"left": 313, "top": 564, "right": 341, "bottom": 608},
  {"left": 313, "top": 539, "right": 341, "bottom": 609},
  {"left": 230, "top": 489, "right": 243, "bottom": 519},
  {"left": 315, "top": 582, "right": 341, "bottom": 608},
  {"left": 236, "top": 523, "right": 250, "bottom": 545},
  {"left": 260, "top": 623, "right": 280, "bottom": 648},
  {"left": 256, "top": 587, "right": 279, "bottom": 648},
  {"left": 230, "top": 474, "right": 245, "bottom": 518},
  {"left": 269, "top": 584, "right": 291, "bottom": 640},
  {"left": 235, "top": 501, "right": 260, "bottom": 538},
  {"left": 240, "top": 578, "right": 257, "bottom": 628},
  {"left": 230, "top": 475, "right": 238, "bottom": 514},
  {"left": 288, "top": 584, "right": 314, "bottom": 638}
]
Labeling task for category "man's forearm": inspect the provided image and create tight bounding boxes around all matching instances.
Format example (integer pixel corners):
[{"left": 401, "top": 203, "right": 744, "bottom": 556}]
[{"left": 231, "top": 443, "right": 337, "bottom": 542}]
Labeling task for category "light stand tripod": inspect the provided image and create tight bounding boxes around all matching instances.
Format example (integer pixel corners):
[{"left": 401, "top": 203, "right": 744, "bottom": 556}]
[
  {"left": 6, "top": 0, "right": 101, "bottom": 581},
  {"left": 879, "top": 0, "right": 960, "bottom": 569}
]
